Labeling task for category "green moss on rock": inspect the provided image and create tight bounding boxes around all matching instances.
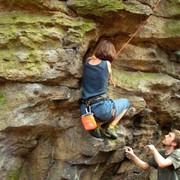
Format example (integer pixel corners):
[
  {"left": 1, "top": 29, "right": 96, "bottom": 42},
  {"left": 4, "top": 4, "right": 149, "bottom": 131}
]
[
  {"left": 165, "top": 20, "right": 180, "bottom": 37},
  {"left": 5, "top": 0, "right": 43, "bottom": 9},
  {"left": 112, "top": 68, "right": 177, "bottom": 93},
  {"left": 9, "top": 169, "right": 20, "bottom": 180},
  {"left": 67, "top": 0, "right": 124, "bottom": 16},
  {"left": 67, "top": 0, "right": 152, "bottom": 16},
  {"left": 0, "top": 10, "right": 95, "bottom": 80},
  {"left": 0, "top": 11, "right": 95, "bottom": 45},
  {"left": 0, "top": 92, "right": 6, "bottom": 104},
  {"left": 0, "top": 11, "right": 50, "bottom": 24}
]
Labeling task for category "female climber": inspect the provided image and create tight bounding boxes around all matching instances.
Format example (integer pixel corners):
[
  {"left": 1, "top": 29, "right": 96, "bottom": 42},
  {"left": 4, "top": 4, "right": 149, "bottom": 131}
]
[{"left": 80, "top": 40, "right": 130, "bottom": 139}]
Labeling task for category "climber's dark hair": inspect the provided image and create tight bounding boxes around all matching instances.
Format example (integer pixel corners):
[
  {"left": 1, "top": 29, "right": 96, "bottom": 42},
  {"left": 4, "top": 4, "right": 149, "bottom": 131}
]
[{"left": 94, "top": 40, "right": 116, "bottom": 63}]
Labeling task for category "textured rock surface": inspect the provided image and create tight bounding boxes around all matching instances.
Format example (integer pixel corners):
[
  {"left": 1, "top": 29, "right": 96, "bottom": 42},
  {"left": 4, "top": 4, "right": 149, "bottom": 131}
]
[{"left": 0, "top": 0, "right": 179, "bottom": 179}]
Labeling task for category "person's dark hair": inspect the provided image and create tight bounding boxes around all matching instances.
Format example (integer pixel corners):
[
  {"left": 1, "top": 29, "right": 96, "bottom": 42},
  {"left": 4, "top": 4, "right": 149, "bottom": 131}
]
[
  {"left": 94, "top": 40, "right": 116, "bottom": 63},
  {"left": 172, "top": 129, "right": 180, "bottom": 149}
]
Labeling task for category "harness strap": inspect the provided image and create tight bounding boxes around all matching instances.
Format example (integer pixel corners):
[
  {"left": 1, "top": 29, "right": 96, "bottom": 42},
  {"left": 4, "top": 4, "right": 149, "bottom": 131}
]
[
  {"left": 81, "top": 95, "right": 116, "bottom": 122},
  {"left": 81, "top": 94, "right": 107, "bottom": 106}
]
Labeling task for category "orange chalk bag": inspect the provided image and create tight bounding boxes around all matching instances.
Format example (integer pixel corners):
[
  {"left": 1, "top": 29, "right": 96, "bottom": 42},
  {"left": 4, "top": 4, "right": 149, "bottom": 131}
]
[{"left": 81, "top": 106, "right": 97, "bottom": 130}]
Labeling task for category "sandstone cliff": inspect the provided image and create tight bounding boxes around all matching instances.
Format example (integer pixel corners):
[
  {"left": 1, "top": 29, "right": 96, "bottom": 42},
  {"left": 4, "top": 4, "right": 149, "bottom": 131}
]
[{"left": 0, "top": 0, "right": 179, "bottom": 179}]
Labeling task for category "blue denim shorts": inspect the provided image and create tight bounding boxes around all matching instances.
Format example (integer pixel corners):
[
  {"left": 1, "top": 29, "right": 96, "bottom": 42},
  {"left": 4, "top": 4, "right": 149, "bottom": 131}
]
[
  {"left": 113, "top": 98, "right": 130, "bottom": 118},
  {"left": 80, "top": 98, "right": 130, "bottom": 123}
]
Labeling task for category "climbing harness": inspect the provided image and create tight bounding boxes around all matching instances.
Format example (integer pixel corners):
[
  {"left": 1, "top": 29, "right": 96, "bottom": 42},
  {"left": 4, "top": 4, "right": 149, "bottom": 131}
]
[
  {"left": 116, "top": 0, "right": 161, "bottom": 55},
  {"left": 81, "top": 95, "right": 116, "bottom": 125}
]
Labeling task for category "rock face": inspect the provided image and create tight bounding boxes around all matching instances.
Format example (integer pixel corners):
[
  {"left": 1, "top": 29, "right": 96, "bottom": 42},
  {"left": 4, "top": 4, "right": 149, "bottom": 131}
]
[{"left": 0, "top": 0, "right": 179, "bottom": 179}]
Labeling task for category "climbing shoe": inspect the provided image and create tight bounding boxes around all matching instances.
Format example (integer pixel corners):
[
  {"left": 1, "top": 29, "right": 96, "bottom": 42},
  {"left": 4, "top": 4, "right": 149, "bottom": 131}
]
[
  {"left": 104, "top": 126, "right": 118, "bottom": 139},
  {"left": 99, "top": 124, "right": 111, "bottom": 138},
  {"left": 90, "top": 126, "right": 102, "bottom": 138}
]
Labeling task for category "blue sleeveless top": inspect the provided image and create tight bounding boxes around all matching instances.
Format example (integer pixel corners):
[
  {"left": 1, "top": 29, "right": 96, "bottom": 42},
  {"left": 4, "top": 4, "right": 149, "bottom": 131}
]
[{"left": 82, "top": 60, "right": 109, "bottom": 99}]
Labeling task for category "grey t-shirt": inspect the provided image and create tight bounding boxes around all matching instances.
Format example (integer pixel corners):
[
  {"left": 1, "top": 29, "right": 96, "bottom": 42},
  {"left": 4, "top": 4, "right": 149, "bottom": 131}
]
[{"left": 148, "top": 149, "right": 180, "bottom": 180}]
